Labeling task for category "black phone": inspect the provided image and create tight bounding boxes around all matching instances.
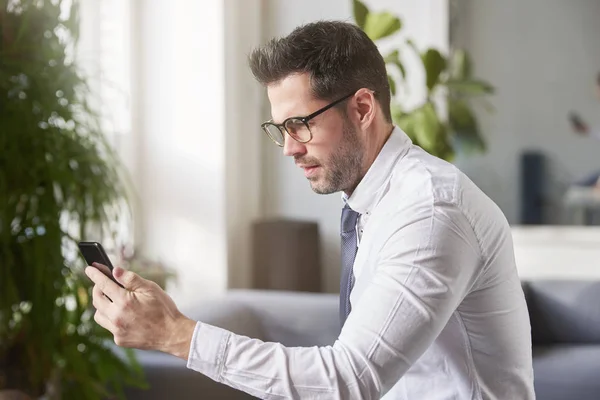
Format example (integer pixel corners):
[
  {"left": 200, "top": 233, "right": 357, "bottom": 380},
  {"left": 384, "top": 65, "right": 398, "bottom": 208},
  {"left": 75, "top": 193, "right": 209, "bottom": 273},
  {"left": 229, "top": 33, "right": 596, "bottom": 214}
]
[{"left": 78, "top": 241, "right": 124, "bottom": 288}]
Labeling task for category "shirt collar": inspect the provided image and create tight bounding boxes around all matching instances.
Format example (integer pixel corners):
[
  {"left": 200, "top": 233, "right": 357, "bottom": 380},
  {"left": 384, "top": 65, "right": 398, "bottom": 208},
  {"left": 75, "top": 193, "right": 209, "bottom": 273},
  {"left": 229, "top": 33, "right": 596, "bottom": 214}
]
[{"left": 342, "top": 126, "right": 412, "bottom": 214}]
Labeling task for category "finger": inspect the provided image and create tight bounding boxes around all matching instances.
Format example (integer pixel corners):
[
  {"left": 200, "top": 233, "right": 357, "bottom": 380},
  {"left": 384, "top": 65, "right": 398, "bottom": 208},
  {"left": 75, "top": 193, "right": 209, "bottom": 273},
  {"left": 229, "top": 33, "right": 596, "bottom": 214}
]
[
  {"left": 91, "top": 262, "right": 114, "bottom": 280},
  {"left": 94, "top": 310, "right": 118, "bottom": 334},
  {"left": 85, "top": 266, "right": 124, "bottom": 303},
  {"left": 92, "top": 284, "right": 114, "bottom": 311},
  {"left": 113, "top": 267, "right": 145, "bottom": 291}
]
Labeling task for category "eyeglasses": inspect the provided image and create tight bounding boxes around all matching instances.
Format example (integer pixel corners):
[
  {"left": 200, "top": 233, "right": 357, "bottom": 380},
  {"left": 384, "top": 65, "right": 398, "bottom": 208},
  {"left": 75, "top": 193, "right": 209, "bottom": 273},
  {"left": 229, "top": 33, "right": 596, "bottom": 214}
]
[{"left": 261, "top": 92, "right": 355, "bottom": 147}]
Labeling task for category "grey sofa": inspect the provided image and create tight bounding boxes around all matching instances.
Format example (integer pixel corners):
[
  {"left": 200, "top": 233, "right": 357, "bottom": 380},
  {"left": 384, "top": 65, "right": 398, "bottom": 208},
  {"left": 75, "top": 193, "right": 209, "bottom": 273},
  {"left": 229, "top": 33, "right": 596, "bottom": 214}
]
[
  {"left": 123, "top": 281, "right": 600, "bottom": 400},
  {"left": 524, "top": 280, "right": 600, "bottom": 400}
]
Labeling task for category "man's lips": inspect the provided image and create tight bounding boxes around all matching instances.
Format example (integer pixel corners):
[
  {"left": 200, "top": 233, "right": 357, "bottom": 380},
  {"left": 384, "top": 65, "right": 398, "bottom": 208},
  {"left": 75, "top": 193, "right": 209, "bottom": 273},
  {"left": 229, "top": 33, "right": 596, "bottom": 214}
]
[{"left": 297, "top": 164, "right": 321, "bottom": 178}]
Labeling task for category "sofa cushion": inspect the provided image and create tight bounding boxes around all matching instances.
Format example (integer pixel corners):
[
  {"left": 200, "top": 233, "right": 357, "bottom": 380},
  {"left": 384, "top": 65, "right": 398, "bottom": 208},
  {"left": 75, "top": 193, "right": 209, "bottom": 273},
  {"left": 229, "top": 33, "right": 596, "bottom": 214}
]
[
  {"left": 533, "top": 345, "right": 600, "bottom": 400},
  {"left": 524, "top": 280, "right": 600, "bottom": 344}
]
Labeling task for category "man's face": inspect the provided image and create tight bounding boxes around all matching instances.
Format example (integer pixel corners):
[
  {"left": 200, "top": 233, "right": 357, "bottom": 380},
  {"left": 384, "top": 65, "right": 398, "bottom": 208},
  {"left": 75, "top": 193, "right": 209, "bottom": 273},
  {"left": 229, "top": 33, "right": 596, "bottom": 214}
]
[{"left": 267, "top": 73, "right": 364, "bottom": 195}]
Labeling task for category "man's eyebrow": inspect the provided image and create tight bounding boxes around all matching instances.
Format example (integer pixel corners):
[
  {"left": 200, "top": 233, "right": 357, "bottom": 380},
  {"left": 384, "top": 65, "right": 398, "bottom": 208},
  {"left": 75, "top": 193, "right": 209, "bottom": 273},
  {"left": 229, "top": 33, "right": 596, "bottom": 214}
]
[
  {"left": 272, "top": 111, "right": 308, "bottom": 125},
  {"left": 270, "top": 116, "right": 289, "bottom": 125}
]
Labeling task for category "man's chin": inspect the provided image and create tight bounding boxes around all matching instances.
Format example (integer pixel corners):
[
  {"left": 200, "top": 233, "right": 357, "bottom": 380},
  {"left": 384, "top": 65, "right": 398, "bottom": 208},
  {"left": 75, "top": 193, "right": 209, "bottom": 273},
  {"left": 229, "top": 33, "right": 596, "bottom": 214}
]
[{"left": 308, "top": 179, "right": 338, "bottom": 195}]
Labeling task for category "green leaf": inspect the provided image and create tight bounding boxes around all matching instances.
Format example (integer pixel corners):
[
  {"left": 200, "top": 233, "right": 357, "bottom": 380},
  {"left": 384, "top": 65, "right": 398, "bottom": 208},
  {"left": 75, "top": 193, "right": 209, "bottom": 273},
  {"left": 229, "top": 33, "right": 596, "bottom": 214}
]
[
  {"left": 395, "top": 113, "right": 418, "bottom": 143},
  {"left": 413, "top": 103, "right": 444, "bottom": 152},
  {"left": 448, "top": 99, "right": 486, "bottom": 153},
  {"left": 422, "top": 48, "right": 447, "bottom": 91},
  {"left": 446, "top": 79, "right": 494, "bottom": 96},
  {"left": 406, "top": 39, "right": 420, "bottom": 56},
  {"left": 390, "top": 101, "right": 403, "bottom": 120},
  {"left": 480, "top": 98, "right": 496, "bottom": 113},
  {"left": 353, "top": 0, "right": 369, "bottom": 30},
  {"left": 383, "top": 50, "right": 406, "bottom": 79},
  {"left": 383, "top": 49, "right": 399, "bottom": 64},
  {"left": 397, "top": 61, "right": 407, "bottom": 80},
  {"left": 448, "top": 99, "right": 476, "bottom": 129},
  {"left": 390, "top": 102, "right": 414, "bottom": 140},
  {"left": 14, "top": 4, "right": 34, "bottom": 46},
  {"left": 388, "top": 75, "right": 397, "bottom": 96},
  {"left": 363, "top": 11, "right": 402, "bottom": 41},
  {"left": 449, "top": 49, "right": 472, "bottom": 80}
]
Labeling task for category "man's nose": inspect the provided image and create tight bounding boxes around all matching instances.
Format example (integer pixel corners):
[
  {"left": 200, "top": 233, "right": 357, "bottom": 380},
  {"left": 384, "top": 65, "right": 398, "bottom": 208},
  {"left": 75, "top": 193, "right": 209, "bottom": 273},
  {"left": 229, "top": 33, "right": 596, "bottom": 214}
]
[{"left": 282, "top": 135, "right": 306, "bottom": 157}]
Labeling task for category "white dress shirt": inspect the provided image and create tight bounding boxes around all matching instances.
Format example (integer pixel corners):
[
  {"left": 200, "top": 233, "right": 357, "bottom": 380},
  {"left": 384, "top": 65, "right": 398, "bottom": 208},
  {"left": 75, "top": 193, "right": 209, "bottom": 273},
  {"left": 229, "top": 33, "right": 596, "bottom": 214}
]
[{"left": 187, "top": 127, "right": 535, "bottom": 399}]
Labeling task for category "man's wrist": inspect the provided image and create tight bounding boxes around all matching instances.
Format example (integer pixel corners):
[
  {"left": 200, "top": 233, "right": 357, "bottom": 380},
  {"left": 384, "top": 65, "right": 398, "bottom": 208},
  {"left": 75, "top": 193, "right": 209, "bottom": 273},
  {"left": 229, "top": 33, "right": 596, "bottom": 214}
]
[{"left": 165, "top": 315, "right": 197, "bottom": 360}]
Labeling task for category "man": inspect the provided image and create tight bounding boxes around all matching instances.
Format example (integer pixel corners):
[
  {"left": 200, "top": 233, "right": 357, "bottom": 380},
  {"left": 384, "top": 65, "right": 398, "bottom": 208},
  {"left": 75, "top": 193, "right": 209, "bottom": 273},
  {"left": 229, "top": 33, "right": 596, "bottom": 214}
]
[{"left": 86, "top": 21, "right": 535, "bottom": 399}]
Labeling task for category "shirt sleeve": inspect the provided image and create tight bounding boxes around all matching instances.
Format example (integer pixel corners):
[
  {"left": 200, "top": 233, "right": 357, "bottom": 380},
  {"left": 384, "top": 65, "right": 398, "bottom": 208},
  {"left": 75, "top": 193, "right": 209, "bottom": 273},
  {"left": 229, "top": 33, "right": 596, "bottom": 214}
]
[{"left": 186, "top": 200, "right": 482, "bottom": 399}]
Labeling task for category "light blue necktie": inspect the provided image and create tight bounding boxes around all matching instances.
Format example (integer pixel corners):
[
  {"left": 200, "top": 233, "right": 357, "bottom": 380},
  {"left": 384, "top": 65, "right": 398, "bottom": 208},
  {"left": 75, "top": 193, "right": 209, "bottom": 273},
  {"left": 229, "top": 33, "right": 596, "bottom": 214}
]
[{"left": 340, "top": 203, "right": 360, "bottom": 327}]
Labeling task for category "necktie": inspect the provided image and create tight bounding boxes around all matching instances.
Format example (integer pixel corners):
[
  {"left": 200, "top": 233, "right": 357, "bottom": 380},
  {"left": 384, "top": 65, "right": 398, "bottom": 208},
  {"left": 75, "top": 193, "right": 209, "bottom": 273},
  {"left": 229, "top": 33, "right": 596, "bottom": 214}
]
[{"left": 340, "top": 203, "right": 360, "bottom": 327}]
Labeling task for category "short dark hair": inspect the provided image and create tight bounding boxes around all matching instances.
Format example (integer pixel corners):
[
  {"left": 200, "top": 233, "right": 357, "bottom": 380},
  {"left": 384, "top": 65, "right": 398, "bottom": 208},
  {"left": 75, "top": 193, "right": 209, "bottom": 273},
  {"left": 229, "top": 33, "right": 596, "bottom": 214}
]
[{"left": 248, "top": 20, "right": 392, "bottom": 122}]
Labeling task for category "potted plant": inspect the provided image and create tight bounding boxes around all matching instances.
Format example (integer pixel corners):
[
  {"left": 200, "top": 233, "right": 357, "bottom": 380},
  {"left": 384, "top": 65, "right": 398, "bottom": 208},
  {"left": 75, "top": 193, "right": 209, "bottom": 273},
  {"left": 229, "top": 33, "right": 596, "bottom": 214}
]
[
  {"left": 1, "top": 0, "right": 146, "bottom": 398},
  {"left": 352, "top": 0, "right": 495, "bottom": 161}
]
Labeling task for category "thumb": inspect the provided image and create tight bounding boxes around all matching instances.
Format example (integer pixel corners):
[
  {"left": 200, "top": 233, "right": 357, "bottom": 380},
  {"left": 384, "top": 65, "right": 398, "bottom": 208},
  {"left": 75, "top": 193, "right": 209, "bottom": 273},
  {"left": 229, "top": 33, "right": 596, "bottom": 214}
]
[{"left": 113, "top": 267, "right": 144, "bottom": 290}]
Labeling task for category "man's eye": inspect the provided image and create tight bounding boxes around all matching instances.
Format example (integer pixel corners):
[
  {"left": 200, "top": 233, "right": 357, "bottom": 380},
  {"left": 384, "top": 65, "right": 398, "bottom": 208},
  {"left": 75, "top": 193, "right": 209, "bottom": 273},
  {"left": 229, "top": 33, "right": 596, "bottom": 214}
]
[{"left": 285, "top": 119, "right": 306, "bottom": 134}]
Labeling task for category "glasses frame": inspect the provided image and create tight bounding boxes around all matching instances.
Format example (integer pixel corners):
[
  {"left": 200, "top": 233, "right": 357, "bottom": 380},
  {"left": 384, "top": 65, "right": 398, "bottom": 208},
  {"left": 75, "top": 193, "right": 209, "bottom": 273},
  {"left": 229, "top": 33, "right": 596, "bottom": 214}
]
[{"left": 261, "top": 91, "right": 356, "bottom": 147}]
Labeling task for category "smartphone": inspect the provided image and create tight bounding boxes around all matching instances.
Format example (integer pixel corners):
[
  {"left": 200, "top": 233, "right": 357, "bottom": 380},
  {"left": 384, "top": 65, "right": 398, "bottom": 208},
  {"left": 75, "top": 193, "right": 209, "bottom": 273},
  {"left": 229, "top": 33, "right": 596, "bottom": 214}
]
[{"left": 78, "top": 241, "right": 124, "bottom": 288}]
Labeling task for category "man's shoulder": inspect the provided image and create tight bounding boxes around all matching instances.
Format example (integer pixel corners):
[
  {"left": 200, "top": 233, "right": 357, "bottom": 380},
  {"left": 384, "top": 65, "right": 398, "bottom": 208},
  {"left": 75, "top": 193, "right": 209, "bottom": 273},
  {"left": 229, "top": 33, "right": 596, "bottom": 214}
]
[
  {"left": 385, "top": 147, "right": 465, "bottom": 206},
  {"left": 377, "top": 146, "right": 500, "bottom": 224}
]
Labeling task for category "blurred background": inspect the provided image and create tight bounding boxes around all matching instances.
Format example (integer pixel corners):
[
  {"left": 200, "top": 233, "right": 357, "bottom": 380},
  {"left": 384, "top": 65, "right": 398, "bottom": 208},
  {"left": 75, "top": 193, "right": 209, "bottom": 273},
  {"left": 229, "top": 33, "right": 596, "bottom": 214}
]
[{"left": 2, "top": 0, "right": 600, "bottom": 398}]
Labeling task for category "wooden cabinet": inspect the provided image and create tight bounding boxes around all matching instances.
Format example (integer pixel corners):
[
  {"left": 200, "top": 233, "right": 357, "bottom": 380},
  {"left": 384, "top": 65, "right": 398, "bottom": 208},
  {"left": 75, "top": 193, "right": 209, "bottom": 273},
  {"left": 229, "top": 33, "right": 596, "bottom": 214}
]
[{"left": 251, "top": 219, "right": 322, "bottom": 292}]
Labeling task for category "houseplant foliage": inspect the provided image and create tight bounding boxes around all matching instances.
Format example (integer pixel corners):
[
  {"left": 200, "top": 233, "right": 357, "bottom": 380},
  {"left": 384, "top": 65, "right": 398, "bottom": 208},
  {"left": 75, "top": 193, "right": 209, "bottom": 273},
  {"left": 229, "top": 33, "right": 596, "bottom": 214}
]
[
  {"left": 0, "top": 0, "right": 146, "bottom": 398},
  {"left": 353, "top": 0, "right": 494, "bottom": 161}
]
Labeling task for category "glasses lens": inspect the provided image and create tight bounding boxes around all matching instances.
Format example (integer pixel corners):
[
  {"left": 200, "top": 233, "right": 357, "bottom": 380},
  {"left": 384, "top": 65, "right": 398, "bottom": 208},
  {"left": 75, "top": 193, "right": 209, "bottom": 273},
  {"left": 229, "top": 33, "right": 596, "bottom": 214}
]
[
  {"left": 284, "top": 118, "right": 311, "bottom": 143},
  {"left": 263, "top": 124, "right": 285, "bottom": 146}
]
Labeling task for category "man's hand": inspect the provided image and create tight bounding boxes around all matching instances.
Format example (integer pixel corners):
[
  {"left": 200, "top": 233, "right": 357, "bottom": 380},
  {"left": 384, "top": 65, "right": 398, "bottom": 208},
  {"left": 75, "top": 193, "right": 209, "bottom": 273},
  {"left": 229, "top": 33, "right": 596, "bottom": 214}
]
[{"left": 85, "top": 264, "right": 197, "bottom": 360}]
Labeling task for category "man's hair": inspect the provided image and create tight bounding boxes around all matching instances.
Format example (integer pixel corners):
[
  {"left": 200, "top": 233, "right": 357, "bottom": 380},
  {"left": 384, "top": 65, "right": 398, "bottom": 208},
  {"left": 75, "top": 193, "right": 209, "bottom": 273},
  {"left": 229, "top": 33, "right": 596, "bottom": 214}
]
[{"left": 248, "top": 20, "right": 392, "bottom": 122}]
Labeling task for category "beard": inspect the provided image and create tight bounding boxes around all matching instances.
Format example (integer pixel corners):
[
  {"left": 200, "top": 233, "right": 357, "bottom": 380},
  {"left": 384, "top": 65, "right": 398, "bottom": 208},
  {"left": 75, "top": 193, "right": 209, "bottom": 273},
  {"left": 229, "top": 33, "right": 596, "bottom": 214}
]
[{"left": 304, "top": 120, "right": 364, "bottom": 195}]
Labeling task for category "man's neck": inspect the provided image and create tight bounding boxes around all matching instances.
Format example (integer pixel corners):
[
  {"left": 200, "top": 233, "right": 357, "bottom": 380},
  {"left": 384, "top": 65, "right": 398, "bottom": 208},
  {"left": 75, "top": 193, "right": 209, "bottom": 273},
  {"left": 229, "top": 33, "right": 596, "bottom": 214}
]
[
  {"left": 344, "top": 123, "right": 394, "bottom": 197},
  {"left": 362, "top": 123, "right": 394, "bottom": 176}
]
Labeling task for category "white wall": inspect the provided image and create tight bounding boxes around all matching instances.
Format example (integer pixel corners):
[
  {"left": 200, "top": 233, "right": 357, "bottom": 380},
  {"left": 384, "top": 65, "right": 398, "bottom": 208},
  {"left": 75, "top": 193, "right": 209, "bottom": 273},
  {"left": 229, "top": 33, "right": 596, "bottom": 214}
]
[
  {"left": 452, "top": 0, "right": 600, "bottom": 224},
  {"left": 261, "top": 0, "right": 449, "bottom": 293}
]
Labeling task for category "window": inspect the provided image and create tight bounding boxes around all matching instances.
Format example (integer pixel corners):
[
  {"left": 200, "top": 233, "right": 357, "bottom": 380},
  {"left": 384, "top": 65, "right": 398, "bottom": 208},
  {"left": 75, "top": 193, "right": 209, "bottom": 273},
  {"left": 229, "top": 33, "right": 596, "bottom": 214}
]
[
  {"left": 77, "top": 0, "right": 132, "bottom": 151},
  {"left": 76, "top": 0, "right": 133, "bottom": 256}
]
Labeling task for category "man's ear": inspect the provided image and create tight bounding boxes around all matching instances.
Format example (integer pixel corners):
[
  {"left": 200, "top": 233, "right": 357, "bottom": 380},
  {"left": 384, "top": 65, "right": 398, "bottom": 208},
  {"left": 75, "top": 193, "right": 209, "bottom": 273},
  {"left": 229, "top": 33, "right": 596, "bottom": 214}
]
[{"left": 352, "top": 88, "right": 376, "bottom": 129}]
